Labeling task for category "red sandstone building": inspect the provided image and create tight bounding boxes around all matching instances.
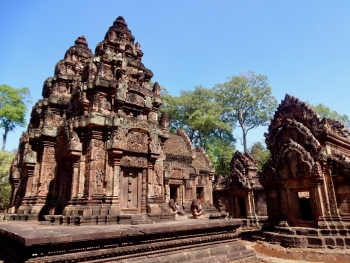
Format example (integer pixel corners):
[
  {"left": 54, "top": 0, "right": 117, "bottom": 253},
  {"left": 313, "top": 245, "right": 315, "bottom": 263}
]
[
  {"left": 262, "top": 94, "right": 350, "bottom": 229},
  {"left": 7, "top": 17, "right": 215, "bottom": 224}
]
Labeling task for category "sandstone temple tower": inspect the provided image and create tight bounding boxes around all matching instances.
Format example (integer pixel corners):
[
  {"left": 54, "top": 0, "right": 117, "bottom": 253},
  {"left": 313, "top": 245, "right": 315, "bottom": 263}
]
[
  {"left": 7, "top": 17, "right": 214, "bottom": 224},
  {"left": 261, "top": 94, "right": 350, "bottom": 229}
]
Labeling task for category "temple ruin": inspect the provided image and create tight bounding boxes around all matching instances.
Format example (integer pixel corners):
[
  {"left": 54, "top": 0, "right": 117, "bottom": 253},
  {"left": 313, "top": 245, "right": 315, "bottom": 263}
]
[
  {"left": 0, "top": 16, "right": 260, "bottom": 263},
  {"left": 7, "top": 16, "right": 215, "bottom": 225},
  {"left": 262, "top": 94, "right": 350, "bottom": 248},
  {"left": 214, "top": 151, "right": 267, "bottom": 225}
]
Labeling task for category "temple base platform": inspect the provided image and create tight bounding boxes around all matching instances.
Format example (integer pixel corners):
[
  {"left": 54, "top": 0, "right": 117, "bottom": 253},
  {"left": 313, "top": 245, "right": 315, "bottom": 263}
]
[
  {"left": 264, "top": 226, "right": 350, "bottom": 249},
  {"left": 0, "top": 218, "right": 257, "bottom": 263}
]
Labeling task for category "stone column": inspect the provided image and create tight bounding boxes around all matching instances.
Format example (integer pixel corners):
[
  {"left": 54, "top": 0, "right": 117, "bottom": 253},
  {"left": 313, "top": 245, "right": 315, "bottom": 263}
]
[
  {"left": 247, "top": 189, "right": 255, "bottom": 218},
  {"left": 311, "top": 181, "right": 325, "bottom": 220},
  {"left": 71, "top": 162, "right": 80, "bottom": 198},
  {"left": 78, "top": 155, "right": 85, "bottom": 197},
  {"left": 208, "top": 173, "right": 214, "bottom": 205},
  {"left": 24, "top": 164, "right": 36, "bottom": 197},
  {"left": 108, "top": 158, "right": 120, "bottom": 215},
  {"left": 279, "top": 186, "right": 289, "bottom": 222},
  {"left": 141, "top": 168, "right": 147, "bottom": 213},
  {"left": 147, "top": 162, "right": 154, "bottom": 202}
]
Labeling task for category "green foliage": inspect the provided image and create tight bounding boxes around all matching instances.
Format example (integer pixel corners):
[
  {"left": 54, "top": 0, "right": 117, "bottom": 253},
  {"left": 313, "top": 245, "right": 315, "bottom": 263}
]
[
  {"left": 206, "top": 135, "right": 235, "bottom": 178},
  {"left": 249, "top": 142, "right": 270, "bottom": 172},
  {"left": 0, "top": 150, "right": 15, "bottom": 209},
  {"left": 161, "top": 86, "right": 235, "bottom": 177},
  {"left": 311, "top": 103, "right": 350, "bottom": 128},
  {"left": 0, "top": 84, "right": 31, "bottom": 150},
  {"left": 214, "top": 71, "right": 278, "bottom": 153}
]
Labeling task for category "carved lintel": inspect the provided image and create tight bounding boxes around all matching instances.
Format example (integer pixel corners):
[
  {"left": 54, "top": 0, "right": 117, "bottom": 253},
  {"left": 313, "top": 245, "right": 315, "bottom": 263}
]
[
  {"left": 120, "top": 156, "right": 147, "bottom": 168},
  {"left": 109, "top": 149, "right": 123, "bottom": 157}
]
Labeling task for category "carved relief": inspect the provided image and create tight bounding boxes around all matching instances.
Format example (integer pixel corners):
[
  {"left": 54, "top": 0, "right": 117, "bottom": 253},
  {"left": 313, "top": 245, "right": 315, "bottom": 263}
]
[
  {"left": 120, "top": 156, "right": 147, "bottom": 168},
  {"left": 170, "top": 169, "right": 184, "bottom": 179},
  {"left": 126, "top": 131, "right": 148, "bottom": 153},
  {"left": 126, "top": 92, "right": 144, "bottom": 106},
  {"left": 116, "top": 80, "right": 127, "bottom": 101},
  {"left": 109, "top": 127, "right": 128, "bottom": 149}
]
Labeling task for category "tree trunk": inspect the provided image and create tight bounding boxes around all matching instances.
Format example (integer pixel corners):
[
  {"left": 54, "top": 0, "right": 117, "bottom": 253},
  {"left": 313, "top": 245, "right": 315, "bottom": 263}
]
[
  {"left": 2, "top": 126, "right": 8, "bottom": 151},
  {"left": 241, "top": 126, "right": 248, "bottom": 154}
]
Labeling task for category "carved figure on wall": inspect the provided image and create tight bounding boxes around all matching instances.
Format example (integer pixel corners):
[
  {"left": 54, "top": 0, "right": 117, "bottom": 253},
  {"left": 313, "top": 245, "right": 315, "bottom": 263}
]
[
  {"left": 116, "top": 80, "right": 127, "bottom": 101},
  {"left": 217, "top": 198, "right": 225, "bottom": 212},
  {"left": 110, "top": 127, "right": 128, "bottom": 149},
  {"left": 96, "top": 169, "right": 103, "bottom": 188}
]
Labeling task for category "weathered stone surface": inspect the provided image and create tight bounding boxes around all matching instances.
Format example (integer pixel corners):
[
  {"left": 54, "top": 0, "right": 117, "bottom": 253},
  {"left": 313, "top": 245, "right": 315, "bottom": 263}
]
[
  {"left": 261, "top": 94, "right": 350, "bottom": 229},
  {"left": 0, "top": 219, "right": 254, "bottom": 263},
  {"left": 214, "top": 151, "right": 267, "bottom": 225},
  {"left": 7, "top": 17, "right": 215, "bottom": 224}
]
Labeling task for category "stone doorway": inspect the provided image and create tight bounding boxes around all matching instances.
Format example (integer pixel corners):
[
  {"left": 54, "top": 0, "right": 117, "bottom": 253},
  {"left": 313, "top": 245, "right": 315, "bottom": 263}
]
[
  {"left": 196, "top": 187, "right": 204, "bottom": 203},
  {"left": 170, "top": 185, "right": 179, "bottom": 200},
  {"left": 298, "top": 191, "right": 313, "bottom": 221},
  {"left": 238, "top": 196, "right": 247, "bottom": 217},
  {"left": 120, "top": 169, "right": 142, "bottom": 214}
]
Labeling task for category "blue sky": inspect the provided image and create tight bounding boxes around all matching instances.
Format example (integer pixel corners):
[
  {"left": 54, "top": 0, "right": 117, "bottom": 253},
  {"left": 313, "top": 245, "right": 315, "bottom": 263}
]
[{"left": 1, "top": 1, "right": 350, "bottom": 152}]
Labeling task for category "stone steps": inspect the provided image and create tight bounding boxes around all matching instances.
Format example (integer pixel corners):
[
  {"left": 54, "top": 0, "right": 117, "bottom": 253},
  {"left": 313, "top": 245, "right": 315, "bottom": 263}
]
[{"left": 264, "top": 229, "right": 350, "bottom": 249}]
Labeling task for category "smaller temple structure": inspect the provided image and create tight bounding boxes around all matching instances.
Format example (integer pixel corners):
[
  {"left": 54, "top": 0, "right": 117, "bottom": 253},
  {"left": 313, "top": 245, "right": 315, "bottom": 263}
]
[
  {"left": 214, "top": 151, "right": 267, "bottom": 224},
  {"left": 262, "top": 94, "right": 350, "bottom": 248},
  {"left": 164, "top": 129, "right": 216, "bottom": 214}
]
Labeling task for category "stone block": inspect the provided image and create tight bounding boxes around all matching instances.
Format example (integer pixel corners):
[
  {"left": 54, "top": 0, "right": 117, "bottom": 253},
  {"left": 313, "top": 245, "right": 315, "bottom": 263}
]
[
  {"left": 325, "top": 237, "right": 335, "bottom": 247},
  {"left": 336, "top": 237, "right": 345, "bottom": 247},
  {"left": 307, "top": 237, "right": 324, "bottom": 247},
  {"left": 281, "top": 235, "right": 308, "bottom": 247},
  {"left": 296, "top": 229, "right": 308, "bottom": 236},
  {"left": 345, "top": 237, "right": 350, "bottom": 248},
  {"left": 320, "top": 229, "right": 331, "bottom": 236},
  {"left": 308, "top": 229, "right": 319, "bottom": 236},
  {"left": 339, "top": 230, "right": 347, "bottom": 236}
]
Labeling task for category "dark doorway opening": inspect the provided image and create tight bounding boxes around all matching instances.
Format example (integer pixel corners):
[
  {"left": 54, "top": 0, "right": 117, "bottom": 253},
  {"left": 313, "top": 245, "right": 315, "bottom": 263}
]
[
  {"left": 170, "top": 186, "right": 178, "bottom": 200},
  {"left": 196, "top": 187, "right": 204, "bottom": 203},
  {"left": 298, "top": 192, "right": 313, "bottom": 221},
  {"left": 238, "top": 196, "right": 247, "bottom": 217}
]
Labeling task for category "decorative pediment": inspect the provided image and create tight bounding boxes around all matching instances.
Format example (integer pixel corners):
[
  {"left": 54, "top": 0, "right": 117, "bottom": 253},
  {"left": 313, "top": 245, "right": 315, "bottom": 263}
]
[
  {"left": 276, "top": 139, "right": 314, "bottom": 179},
  {"left": 229, "top": 151, "right": 258, "bottom": 189}
]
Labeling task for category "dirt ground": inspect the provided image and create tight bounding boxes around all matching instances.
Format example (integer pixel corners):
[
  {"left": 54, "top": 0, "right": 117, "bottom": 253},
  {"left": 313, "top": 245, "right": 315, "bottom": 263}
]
[{"left": 242, "top": 239, "right": 350, "bottom": 263}]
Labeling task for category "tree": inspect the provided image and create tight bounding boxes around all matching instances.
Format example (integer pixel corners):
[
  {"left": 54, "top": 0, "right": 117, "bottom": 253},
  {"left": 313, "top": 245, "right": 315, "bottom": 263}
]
[
  {"left": 311, "top": 103, "right": 350, "bottom": 128},
  {"left": 214, "top": 71, "right": 278, "bottom": 153},
  {"left": 0, "top": 84, "right": 31, "bottom": 150},
  {"left": 0, "top": 150, "right": 15, "bottom": 209},
  {"left": 161, "top": 86, "right": 235, "bottom": 177},
  {"left": 249, "top": 141, "right": 270, "bottom": 172}
]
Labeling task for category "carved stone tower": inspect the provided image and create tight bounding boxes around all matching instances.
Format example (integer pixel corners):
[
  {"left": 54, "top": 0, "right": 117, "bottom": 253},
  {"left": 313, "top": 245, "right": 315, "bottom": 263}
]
[{"left": 8, "top": 17, "right": 171, "bottom": 223}]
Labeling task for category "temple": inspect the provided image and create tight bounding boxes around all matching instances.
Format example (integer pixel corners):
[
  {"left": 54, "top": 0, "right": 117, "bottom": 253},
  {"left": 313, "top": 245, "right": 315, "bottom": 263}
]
[
  {"left": 214, "top": 151, "right": 267, "bottom": 225},
  {"left": 262, "top": 94, "right": 350, "bottom": 247},
  {"left": 7, "top": 17, "right": 215, "bottom": 225}
]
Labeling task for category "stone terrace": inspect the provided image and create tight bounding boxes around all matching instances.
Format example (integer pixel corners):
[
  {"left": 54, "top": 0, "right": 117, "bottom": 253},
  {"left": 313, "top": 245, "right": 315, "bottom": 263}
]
[{"left": 0, "top": 219, "right": 257, "bottom": 263}]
